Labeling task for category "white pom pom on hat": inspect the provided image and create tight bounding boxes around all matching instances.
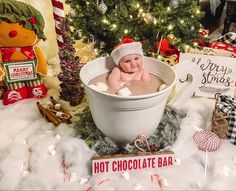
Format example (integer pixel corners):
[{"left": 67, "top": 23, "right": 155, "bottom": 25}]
[{"left": 111, "top": 37, "right": 143, "bottom": 65}]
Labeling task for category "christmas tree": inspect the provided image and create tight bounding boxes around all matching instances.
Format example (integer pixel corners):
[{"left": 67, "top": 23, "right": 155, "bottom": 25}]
[
  {"left": 66, "top": 0, "right": 205, "bottom": 56},
  {"left": 57, "top": 18, "right": 84, "bottom": 106}
]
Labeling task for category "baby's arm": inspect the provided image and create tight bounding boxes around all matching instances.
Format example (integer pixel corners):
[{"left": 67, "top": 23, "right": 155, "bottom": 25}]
[
  {"left": 141, "top": 68, "right": 151, "bottom": 81},
  {"left": 108, "top": 67, "right": 122, "bottom": 90}
]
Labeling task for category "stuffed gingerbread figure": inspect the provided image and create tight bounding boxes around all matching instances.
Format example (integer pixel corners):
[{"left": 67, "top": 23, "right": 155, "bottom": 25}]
[{"left": 0, "top": 0, "right": 48, "bottom": 105}]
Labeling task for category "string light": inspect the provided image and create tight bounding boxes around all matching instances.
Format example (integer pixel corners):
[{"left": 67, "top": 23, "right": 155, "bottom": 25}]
[
  {"left": 157, "top": 55, "right": 163, "bottom": 60},
  {"left": 129, "top": 15, "right": 133, "bottom": 19},
  {"left": 180, "top": 20, "right": 184, "bottom": 24},
  {"left": 136, "top": 3, "right": 140, "bottom": 8},
  {"left": 168, "top": 24, "right": 173, "bottom": 30},
  {"left": 196, "top": 9, "right": 200, "bottom": 14},
  {"left": 185, "top": 45, "right": 190, "bottom": 50},
  {"left": 139, "top": 8, "right": 143, "bottom": 13},
  {"left": 112, "top": 24, "right": 117, "bottom": 29},
  {"left": 102, "top": 19, "right": 109, "bottom": 24},
  {"left": 94, "top": 48, "right": 99, "bottom": 55},
  {"left": 166, "top": 6, "right": 171, "bottom": 12},
  {"left": 153, "top": 19, "right": 157, "bottom": 25},
  {"left": 124, "top": 29, "right": 129, "bottom": 34}
]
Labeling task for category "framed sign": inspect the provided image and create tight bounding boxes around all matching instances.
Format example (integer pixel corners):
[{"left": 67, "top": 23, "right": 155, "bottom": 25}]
[
  {"left": 2, "top": 60, "right": 37, "bottom": 83},
  {"left": 179, "top": 53, "right": 236, "bottom": 98}
]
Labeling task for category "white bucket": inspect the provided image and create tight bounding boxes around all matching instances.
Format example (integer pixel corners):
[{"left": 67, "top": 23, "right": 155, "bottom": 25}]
[{"left": 80, "top": 56, "right": 199, "bottom": 145}]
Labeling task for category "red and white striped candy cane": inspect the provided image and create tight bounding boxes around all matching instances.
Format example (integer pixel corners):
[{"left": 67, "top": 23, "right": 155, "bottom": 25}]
[{"left": 51, "top": 0, "right": 65, "bottom": 49}]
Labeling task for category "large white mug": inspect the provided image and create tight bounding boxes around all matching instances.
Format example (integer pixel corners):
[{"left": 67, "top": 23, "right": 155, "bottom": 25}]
[{"left": 80, "top": 56, "right": 200, "bottom": 145}]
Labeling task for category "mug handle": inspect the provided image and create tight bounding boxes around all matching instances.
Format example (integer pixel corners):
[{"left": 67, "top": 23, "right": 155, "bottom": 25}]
[{"left": 168, "top": 60, "right": 201, "bottom": 109}]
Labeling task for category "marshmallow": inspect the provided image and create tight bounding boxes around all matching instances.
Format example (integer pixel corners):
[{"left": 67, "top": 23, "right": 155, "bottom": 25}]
[
  {"left": 174, "top": 158, "right": 182, "bottom": 165},
  {"left": 48, "top": 145, "right": 56, "bottom": 156},
  {"left": 21, "top": 170, "right": 29, "bottom": 177},
  {"left": 55, "top": 134, "right": 61, "bottom": 140},
  {"left": 120, "top": 82, "right": 125, "bottom": 87},
  {"left": 121, "top": 172, "right": 130, "bottom": 180},
  {"left": 56, "top": 112, "right": 63, "bottom": 117},
  {"left": 159, "top": 84, "right": 167, "bottom": 91},
  {"left": 79, "top": 178, "right": 88, "bottom": 185},
  {"left": 54, "top": 103, "right": 61, "bottom": 110},
  {"left": 69, "top": 172, "right": 78, "bottom": 182},
  {"left": 96, "top": 82, "right": 108, "bottom": 92},
  {"left": 89, "top": 84, "right": 97, "bottom": 90},
  {"left": 160, "top": 177, "right": 168, "bottom": 187},
  {"left": 117, "top": 87, "right": 132, "bottom": 96}
]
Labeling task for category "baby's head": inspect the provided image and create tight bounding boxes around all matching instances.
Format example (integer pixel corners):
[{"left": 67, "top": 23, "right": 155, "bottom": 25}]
[{"left": 111, "top": 38, "right": 144, "bottom": 72}]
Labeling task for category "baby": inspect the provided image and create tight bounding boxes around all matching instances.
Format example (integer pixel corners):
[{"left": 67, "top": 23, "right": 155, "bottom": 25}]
[{"left": 108, "top": 38, "right": 150, "bottom": 91}]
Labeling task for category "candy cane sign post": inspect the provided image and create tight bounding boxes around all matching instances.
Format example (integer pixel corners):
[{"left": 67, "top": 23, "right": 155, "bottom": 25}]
[{"left": 51, "top": 0, "right": 65, "bottom": 49}]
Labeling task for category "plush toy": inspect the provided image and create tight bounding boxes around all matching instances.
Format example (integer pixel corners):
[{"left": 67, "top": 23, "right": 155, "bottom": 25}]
[{"left": 0, "top": 0, "right": 47, "bottom": 105}]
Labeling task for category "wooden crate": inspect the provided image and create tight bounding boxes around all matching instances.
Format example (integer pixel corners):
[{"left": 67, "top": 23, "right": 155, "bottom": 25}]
[{"left": 211, "top": 94, "right": 229, "bottom": 139}]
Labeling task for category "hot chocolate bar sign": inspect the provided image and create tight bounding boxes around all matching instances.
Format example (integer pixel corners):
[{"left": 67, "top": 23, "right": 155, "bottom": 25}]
[
  {"left": 92, "top": 151, "right": 174, "bottom": 175},
  {"left": 179, "top": 53, "right": 236, "bottom": 98}
]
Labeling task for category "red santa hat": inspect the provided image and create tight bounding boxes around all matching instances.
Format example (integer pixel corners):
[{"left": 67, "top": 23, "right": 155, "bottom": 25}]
[{"left": 111, "top": 37, "right": 143, "bottom": 65}]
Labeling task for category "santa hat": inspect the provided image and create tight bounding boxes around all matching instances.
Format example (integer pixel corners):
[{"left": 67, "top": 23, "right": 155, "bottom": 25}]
[{"left": 111, "top": 37, "right": 143, "bottom": 65}]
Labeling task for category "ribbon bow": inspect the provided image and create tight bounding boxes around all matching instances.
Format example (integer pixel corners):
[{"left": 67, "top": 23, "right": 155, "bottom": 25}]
[{"left": 216, "top": 95, "right": 236, "bottom": 145}]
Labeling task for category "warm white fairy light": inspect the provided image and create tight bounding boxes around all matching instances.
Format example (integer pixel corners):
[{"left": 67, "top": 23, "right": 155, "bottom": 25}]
[
  {"left": 153, "top": 19, "right": 157, "bottom": 25},
  {"left": 157, "top": 55, "right": 163, "bottom": 60},
  {"left": 180, "top": 20, "right": 184, "bottom": 24},
  {"left": 185, "top": 45, "right": 190, "bottom": 50},
  {"left": 112, "top": 24, "right": 117, "bottom": 29},
  {"left": 168, "top": 24, "right": 173, "bottom": 30},
  {"left": 136, "top": 3, "right": 140, "bottom": 8},
  {"left": 124, "top": 29, "right": 129, "bottom": 34},
  {"left": 142, "top": 13, "right": 145, "bottom": 17},
  {"left": 167, "top": 6, "right": 171, "bottom": 12},
  {"left": 139, "top": 8, "right": 143, "bottom": 13},
  {"left": 102, "top": 19, "right": 109, "bottom": 24},
  {"left": 130, "top": 15, "right": 133, "bottom": 19},
  {"left": 196, "top": 9, "right": 200, "bottom": 14},
  {"left": 94, "top": 48, "right": 99, "bottom": 55},
  {"left": 193, "top": 42, "right": 198, "bottom": 46}
]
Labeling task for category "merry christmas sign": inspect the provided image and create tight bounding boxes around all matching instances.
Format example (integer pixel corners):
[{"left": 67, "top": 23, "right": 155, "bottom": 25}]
[
  {"left": 179, "top": 53, "right": 236, "bottom": 98},
  {"left": 92, "top": 151, "right": 174, "bottom": 175}
]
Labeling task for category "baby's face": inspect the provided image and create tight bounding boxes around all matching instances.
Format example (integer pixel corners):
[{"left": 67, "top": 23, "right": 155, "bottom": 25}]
[{"left": 119, "top": 54, "right": 143, "bottom": 73}]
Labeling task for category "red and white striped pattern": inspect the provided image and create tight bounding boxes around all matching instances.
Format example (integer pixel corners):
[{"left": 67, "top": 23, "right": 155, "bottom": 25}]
[
  {"left": 51, "top": 0, "right": 65, "bottom": 49},
  {"left": 193, "top": 130, "right": 221, "bottom": 152}
]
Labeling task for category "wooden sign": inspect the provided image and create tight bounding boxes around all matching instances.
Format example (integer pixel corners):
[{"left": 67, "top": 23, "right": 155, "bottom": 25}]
[
  {"left": 92, "top": 151, "right": 174, "bottom": 175},
  {"left": 179, "top": 53, "right": 236, "bottom": 98}
]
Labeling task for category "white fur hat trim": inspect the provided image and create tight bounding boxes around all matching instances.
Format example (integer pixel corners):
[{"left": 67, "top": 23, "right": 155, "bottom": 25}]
[{"left": 111, "top": 42, "right": 143, "bottom": 65}]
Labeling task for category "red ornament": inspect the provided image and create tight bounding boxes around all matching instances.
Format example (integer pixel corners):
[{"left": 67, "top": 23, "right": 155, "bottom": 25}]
[{"left": 28, "top": 17, "right": 37, "bottom": 24}]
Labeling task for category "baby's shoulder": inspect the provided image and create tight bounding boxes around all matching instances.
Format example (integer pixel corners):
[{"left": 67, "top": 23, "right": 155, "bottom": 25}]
[{"left": 109, "top": 67, "right": 122, "bottom": 79}]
